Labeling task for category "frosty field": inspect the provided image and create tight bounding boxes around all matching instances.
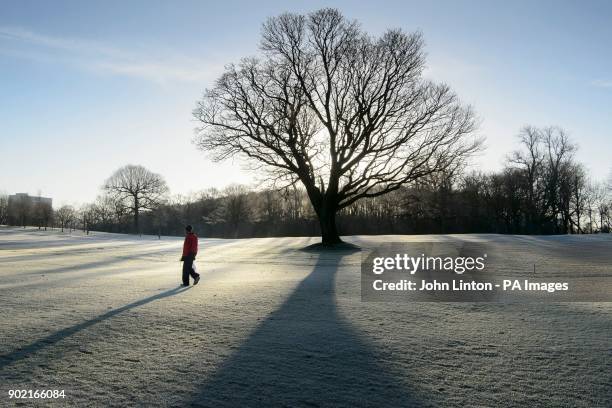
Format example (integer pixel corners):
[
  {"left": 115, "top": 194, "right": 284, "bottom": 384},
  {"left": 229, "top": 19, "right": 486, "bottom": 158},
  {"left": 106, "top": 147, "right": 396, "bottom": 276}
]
[{"left": 0, "top": 227, "right": 611, "bottom": 407}]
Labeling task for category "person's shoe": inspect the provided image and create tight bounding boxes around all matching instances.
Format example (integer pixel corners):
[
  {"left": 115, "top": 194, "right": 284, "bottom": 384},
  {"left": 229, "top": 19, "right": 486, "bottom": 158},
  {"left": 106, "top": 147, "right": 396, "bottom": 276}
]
[
  {"left": 193, "top": 275, "right": 200, "bottom": 286},
  {"left": 181, "top": 283, "right": 189, "bottom": 287}
]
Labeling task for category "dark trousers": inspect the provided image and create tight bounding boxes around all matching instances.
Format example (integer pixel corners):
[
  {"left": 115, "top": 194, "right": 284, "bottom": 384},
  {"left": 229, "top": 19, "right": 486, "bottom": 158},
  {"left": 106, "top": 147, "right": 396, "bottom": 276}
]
[{"left": 182, "top": 255, "right": 200, "bottom": 285}]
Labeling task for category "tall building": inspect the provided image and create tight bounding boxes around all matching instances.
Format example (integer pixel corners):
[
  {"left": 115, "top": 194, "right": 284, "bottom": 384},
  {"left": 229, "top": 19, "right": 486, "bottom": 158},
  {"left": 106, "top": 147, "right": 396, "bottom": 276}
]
[
  {"left": 8, "top": 193, "right": 52, "bottom": 207},
  {"left": 7, "top": 193, "right": 53, "bottom": 227}
]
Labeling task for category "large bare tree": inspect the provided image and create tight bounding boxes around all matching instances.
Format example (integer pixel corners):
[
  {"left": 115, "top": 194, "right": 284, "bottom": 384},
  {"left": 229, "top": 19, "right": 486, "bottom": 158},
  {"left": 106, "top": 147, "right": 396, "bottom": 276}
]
[
  {"left": 194, "top": 8, "right": 480, "bottom": 244},
  {"left": 104, "top": 165, "right": 169, "bottom": 233}
]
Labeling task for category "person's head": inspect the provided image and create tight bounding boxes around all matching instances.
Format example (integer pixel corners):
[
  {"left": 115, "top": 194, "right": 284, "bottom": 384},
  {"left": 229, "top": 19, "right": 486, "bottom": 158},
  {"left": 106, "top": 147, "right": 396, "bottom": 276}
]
[{"left": 185, "top": 225, "right": 193, "bottom": 234}]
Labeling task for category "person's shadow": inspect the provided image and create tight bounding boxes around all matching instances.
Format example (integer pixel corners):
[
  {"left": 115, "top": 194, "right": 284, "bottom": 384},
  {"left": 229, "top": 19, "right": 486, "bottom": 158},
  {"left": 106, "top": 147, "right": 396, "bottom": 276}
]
[
  {"left": 0, "top": 286, "right": 191, "bottom": 370},
  {"left": 188, "top": 250, "right": 429, "bottom": 407}
]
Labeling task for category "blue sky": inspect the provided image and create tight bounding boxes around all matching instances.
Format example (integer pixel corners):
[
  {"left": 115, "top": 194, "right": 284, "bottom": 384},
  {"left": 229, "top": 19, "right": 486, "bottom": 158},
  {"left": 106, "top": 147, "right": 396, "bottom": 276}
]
[{"left": 1, "top": 0, "right": 610, "bottom": 205}]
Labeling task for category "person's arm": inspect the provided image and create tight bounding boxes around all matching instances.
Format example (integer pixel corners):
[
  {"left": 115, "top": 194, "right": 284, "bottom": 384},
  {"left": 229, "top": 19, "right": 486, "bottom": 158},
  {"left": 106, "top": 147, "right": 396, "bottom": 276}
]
[{"left": 181, "top": 237, "right": 188, "bottom": 261}]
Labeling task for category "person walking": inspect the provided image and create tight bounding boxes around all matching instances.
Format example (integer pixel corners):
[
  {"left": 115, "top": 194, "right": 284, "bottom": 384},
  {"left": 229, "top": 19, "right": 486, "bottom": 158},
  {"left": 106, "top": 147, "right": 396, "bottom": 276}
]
[{"left": 181, "top": 225, "right": 200, "bottom": 286}]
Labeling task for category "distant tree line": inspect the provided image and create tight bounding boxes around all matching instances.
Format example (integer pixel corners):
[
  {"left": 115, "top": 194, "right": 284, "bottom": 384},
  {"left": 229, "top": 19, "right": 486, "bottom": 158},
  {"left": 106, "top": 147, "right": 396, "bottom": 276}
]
[
  {"left": 69, "top": 128, "right": 612, "bottom": 237},
  {"left": 1, "top": 127, "right": 610, "bottom": 237}
]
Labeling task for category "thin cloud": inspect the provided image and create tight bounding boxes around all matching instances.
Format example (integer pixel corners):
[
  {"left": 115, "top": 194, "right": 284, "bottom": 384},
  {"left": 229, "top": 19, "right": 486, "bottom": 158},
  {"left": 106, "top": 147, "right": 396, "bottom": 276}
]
[{"left": 0, "top": 26, "right": 220, "bottom": 85}]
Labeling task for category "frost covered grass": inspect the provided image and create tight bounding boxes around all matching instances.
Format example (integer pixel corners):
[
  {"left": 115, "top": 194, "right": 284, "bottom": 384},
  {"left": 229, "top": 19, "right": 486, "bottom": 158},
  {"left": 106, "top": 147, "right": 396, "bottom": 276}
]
[{"left": 0, "top": 227, "right": 611, "bottom": 407}]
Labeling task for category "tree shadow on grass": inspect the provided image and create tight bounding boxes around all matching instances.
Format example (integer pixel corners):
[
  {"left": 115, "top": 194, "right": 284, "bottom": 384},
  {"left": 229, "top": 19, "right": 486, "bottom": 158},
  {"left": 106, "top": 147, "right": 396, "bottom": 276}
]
[
  {"left": 0, "top": 286, "right": 191, "bottom": 370},
  {"left": 188, "top": 250, "right": 430, "bottom": 407}
]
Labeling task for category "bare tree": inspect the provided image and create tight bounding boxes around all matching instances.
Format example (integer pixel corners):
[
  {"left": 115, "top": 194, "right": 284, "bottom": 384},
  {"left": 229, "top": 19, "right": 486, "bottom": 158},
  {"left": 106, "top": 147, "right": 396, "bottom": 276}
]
[
  {"left": 194, "top": 8, "right": 480, "bottom": 244},
  {"left": 222, "top": 184, "right": 252, "bottom": 237},
  {"left": 55, "top": 205, "right": 75, "bottom": 232},
  {"left": 540, "top": 129, "right": 576, "bottom": 233},
  {"left": 92, "top": 195, "right": 119, "bottom": 229},
  {"left": 0, "top": 193, "right": 8, "bottom": 225},
  {"left": 79, "top": 204, "right": 96, "bottom": 235},
  {"left": 585, "top": 181, "right": 605, "bottom": 233},
  {"left": 282, "top": 186, "right": 311, "bottom": 222},
  {"left": 508, "top": 127, "right": 546, "bottom": 231},
  {"left": 568, "top": 164, "right": 588, "bottom": 233},
  {"left": 260, "top": 189, "right": 283, "bottom": 225},
  {"left": 597, "top": 180, "right": 611, "bottom": 233},
  {"left": 103, "top": 165, "right": 169, "bottom": 234},
  {"left": 41, "top": 202, "right": 53, "bottom": 230}
]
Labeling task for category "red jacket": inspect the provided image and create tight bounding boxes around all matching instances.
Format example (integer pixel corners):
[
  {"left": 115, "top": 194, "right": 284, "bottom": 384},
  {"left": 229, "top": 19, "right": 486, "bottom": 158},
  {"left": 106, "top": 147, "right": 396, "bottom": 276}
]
[{"left": 182, "top": 232, "right": 198, "bottom": 257}]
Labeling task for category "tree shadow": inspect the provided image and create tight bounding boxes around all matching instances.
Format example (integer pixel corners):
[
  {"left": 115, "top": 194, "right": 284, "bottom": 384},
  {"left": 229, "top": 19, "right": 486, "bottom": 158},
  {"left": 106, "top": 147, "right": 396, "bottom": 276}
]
[
  {"left": 188, "top": 250, "right": 430, "bottom": 407},
  {"left": 0, "top": 286, "right": 191, "bottom": 370}
]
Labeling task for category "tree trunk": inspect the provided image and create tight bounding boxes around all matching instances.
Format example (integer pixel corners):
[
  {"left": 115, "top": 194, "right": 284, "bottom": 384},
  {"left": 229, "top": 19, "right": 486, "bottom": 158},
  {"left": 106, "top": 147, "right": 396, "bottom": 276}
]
[
  {"left": 133, "top": 211, "right": 138, "bottom": 232},
  {"left": 318, "top": 203, "right": 342, "bottom": 245},
  {"left": 133, "top": 197, "right": 140, "bottom": 234}
]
